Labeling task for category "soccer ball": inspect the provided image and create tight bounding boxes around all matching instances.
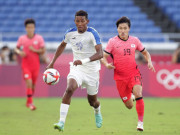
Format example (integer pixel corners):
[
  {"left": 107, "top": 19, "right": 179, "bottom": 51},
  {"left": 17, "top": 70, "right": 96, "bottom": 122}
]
[{"left": 43, "top": 68, "right": 60, "bottom": 85}]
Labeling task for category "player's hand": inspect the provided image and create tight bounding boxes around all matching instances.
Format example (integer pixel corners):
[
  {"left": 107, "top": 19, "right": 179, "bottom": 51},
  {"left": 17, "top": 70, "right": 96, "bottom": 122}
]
[
  {"left": 19, "top": 51, "right": 26, "bottom": 57},
  {"left": 175, "top": 48, "right": 180, "bottom": 54},
  {"left": 29, "top": 46, "right": 37, "bottom": 53},
  {"left": 73, "top": 60, "right": 82, "bottom": 66},
  {"left": 148, "top": 61, "right": 155, "bottom": 72},
  {"left": 105, "top": 63, "right": 115, "bottom": 69},
  {"left": 15, "top": 49, "right": 26, "bottom": 57}
]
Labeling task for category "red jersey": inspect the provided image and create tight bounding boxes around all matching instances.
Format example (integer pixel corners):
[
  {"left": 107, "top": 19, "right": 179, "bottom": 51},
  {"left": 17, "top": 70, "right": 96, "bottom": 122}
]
[
  {"left": 105, "top": 35, "right": 145, "bottom": 80},
  {"left": 17, "top": 34, "right": 45, "bottom": 69}
]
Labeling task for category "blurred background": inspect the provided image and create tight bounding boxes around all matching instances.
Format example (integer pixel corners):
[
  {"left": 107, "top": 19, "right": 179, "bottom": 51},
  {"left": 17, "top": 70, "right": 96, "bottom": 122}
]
[{"left": 0, "top": 0, "right": 180, "bottom": 98}]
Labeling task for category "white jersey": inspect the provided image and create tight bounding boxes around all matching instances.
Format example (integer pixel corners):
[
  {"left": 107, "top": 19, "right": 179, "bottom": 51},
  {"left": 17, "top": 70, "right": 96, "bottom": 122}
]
[{"left": 63, "top": 27, "right": 101, "bottom": 73}]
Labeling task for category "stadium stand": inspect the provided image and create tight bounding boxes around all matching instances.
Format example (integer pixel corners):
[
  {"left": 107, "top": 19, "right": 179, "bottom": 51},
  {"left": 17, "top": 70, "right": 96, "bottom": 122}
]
[
  {"left": 0, "top": 0, "right": 164, "bottom": 42},
  {"left": 152, "top": 0, "right": 180, "bottom": 29}
]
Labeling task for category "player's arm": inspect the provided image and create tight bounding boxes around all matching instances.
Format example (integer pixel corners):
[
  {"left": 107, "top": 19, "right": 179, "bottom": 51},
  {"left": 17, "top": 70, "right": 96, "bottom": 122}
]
[
  {"left": 29, "top": 46, "right": 45, "bottom": 54},
  {"left": 90, "top": 44, "right": 103, "bottom": 61},
  {"left": 100, "top": 51, "right": 115, "bottom": 69},
  {"left": 172, "top": 48, "right": 180, "bottom": 63},
  {"left": 73, "top": 44, "right": 103, "bottom": 66},
  {"left": 14, "top": 47, "right": 26, "bottom": 57},
  {"left": 46, "top": 41, "right": 67, "bottom": 69},
  {"left": 141, "top": 49, "right": 155, "bottom": 72}
]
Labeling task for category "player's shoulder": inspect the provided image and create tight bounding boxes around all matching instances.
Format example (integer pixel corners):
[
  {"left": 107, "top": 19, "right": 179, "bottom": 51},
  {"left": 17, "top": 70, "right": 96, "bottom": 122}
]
[
  {"left": 65, "top": 27, "right": 77, "bottom": 34},
  {"left": 108, "top": 36, "right": 118, "bottom": 43},
  {"left": 129, "top": 35, "right": 140, "bottom": 41},
  {"left": 87, "top": 27, "right": 98, "bottom": 33},
  {"left": 34, "top": 34, "right": 44, "bottom": 39},
  {"left": 87, "top": 27, "right": 100, "bottom": 38},
  {"left": 18, "top": 35, "right": 26, "bottom": 39}
]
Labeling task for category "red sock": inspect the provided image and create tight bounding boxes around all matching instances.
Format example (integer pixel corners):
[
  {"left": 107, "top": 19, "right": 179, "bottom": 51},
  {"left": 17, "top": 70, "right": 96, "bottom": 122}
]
[
  {"left": 136, "top": 98, "right": 144, "bottom": 122},
  {"left": 26, "top": 88, "right": 33, "bottom": 104},
  {"left": 32, "top": 89, "right": 35, "bottom": 95}
]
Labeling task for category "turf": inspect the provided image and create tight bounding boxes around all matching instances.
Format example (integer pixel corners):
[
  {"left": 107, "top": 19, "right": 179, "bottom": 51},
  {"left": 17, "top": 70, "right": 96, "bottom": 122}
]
[{"left": 0, "top": 98, "right": 179, "bottom": 135}]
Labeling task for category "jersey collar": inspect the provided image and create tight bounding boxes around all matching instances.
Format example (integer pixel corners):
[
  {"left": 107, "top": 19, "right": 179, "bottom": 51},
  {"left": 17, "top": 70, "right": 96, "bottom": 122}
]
[
  {"left": 26, "top": 33, "right": 36, "bottom": 39},
  {"left": 118, "top": 35, "right": 129, "bottom": 41}
]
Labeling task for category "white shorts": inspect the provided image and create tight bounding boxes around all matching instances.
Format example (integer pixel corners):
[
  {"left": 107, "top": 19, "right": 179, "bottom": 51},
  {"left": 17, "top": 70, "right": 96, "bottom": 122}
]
[{"left": 67, "top": 63, "right": 99, "bottom": 95}]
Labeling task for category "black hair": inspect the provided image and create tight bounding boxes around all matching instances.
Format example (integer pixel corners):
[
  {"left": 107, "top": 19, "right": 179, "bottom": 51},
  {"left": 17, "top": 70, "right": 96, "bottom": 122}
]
[
  {"left": 1, "top": 45, "right": 9, "bottom": 50},
  {"left": 75, "top": 10, "right": 88, "bottom": 19},
  {"left": 24, "top": 18, "right": 36, "bottom": 27},
  {"left": 116, "top": 16, "right": 131, "bottom": 28}
]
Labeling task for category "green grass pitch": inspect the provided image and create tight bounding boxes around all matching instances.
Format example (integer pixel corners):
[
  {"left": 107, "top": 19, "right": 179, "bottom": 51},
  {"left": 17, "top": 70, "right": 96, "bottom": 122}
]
[{"left": 0, "top": 98, "right": 180, "bottom": 135}]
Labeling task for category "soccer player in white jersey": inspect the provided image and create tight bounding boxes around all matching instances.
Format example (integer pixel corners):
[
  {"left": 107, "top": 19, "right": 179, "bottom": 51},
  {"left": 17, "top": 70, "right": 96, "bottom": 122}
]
[{"left": 46, "top": 10, "right": 103, "bottom": 131}]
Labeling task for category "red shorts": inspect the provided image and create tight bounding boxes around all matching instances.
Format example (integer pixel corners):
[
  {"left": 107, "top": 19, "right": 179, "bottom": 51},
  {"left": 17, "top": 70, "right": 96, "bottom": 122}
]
[
  {"left": 115, "top": 72, "right": 142, "bottom": 103},
  {"left": 22, "top": 68, "right": 39, "bottom": 84}
]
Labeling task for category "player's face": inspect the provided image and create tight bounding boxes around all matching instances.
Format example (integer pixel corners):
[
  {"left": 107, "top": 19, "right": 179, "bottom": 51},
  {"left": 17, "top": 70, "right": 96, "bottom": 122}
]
[
  {"left": 25, "top": 23, "right": 35, "bottom": 36},
  {"left": 75, "top": 16, "right": 89, "bottom": 33},
  {"left": 117, "top": 23, "right": 130, "bottom": 40}
]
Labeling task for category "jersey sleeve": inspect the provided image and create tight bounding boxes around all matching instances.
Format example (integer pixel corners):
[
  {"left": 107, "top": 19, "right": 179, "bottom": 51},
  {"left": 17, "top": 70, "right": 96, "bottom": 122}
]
[
  {"left": 104, "top": 38, "right": 113, "bottom": 54},
  {"left": 87, "top": 27, "right": 101, "bottom": 46},
  {"left": 91, "top": 30, "right": 101, "bottom": 46},
  {"left": 63, "top": 32, "right": 69, "bottom": 43},
  {"left": 136, "top": 37, "right": 145, "bottom": 52},
  {"left": 63, "top": 28, "right": 73, "bottom": 43},
  {"left": 39, "top": 35, "right": 45, "bottom": 48},
  {"left": 16, "top": 36, "right": 22, "bottom": 48}
]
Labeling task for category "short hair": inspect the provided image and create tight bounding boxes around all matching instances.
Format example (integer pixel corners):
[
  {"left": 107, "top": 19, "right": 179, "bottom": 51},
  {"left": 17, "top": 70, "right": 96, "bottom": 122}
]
[
  {"left": 1, "top": 45, "right": 9, "bottom": 50},
  {"left": 116, "top": 16, "right": 131, "bottom": 28},
  {"left": 75, "top": 10, "right": 88, "bottom": 19},
  {"left": 24, "top": 18, "right": 36, "bottom": 27}
]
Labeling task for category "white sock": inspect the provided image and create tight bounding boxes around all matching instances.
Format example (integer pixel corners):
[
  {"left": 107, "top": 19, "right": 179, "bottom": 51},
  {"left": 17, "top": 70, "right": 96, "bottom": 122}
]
[
  {"left": 94, "top": 105, "right": 101, "bottom": 114},
  {"left": 59, "top": 103, "right": 69, "bottom": 123}
]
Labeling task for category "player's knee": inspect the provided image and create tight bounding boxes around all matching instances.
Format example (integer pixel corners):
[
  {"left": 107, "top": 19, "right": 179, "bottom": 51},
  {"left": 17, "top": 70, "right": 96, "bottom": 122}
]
[
  {"left": 125, "top": 104, "right": 133, "bottom": 109},
  {"left": 66, "top": 86, "right": 75, "bottom": 96},
  {"left": 133, "top": 89, "right": 142, "bottom": 98},
  {"left": 134, "top": 94, "right": 142, "bottom": 99}
]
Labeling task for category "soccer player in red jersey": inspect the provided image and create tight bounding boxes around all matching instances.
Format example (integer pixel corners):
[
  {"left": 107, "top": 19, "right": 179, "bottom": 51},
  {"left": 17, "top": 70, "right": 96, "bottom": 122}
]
[
  {"left": 101, "top": 16, "right": 155, "bottom": 131},
  {"left": 15, "top": 18, "right": 46, "bottom": 110}
]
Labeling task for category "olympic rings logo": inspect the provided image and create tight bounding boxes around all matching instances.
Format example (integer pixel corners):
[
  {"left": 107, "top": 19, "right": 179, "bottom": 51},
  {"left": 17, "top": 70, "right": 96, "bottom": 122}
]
[{"left": 156, "top": 69, "right": 180, "bottom": 90}]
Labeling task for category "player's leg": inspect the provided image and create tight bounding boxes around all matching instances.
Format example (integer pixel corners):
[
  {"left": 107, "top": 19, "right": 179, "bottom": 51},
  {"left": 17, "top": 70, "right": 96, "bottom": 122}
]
[
  {"left": 25, "top": 69, "right": 39, "bottom": 110},
  {"left": 84, "top": 71, "right": 102, "bottom": 128},
  {"left": 25, "top": 78, "right": 36, "bottom": 110},
  {"left": 133, "top": 85, "right": 144, "bottom": 131},
  {"left": 32, "top": 84, "right": 35, "bottom": 95},
  {"left": 87, "top": 94, "right": 100, "bottom": 108},
  {"left": 123, "top": 97, "right": 134, "bottom": 109},
  {"left": 54, "top": 65, "right": 83, "bottom": 131},
  {"left": 132, "top": 74, "right": 144, "bottom": 131},
  {"left": 62, "top": 78, "right": 78, "bottom": 104},
  {"left": 87, "top": 94, "right": 102, "bottom": 128},
  {"left": 25, "top": 79, "right": 33, "bottom": 104},
  {"left": 54, "top": 78, "right": 78, "bottom": 131},
  {"left": 116, "top": 80, "right": 134, "bottom": 109},
  {"left": 31, "top": 68, "right": 39, "bottom": 95},
  {"left": 85, "top": 71, "right": 102, "bottom": 129},
  {"left": 23, "top": 69, "right": 36, "bottom": 110}
]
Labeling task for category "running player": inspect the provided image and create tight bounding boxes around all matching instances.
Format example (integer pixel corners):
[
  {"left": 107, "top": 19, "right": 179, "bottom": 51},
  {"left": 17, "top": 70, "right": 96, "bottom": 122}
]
[
  {"left": 46, "top": 10, "right": 103, "bottom": 131},
  {"left": 15, "top": 18, "right": 45, "bottom": 110},
  {"left": 101, "top": 16, "right": 155, "bottom": 131}
]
